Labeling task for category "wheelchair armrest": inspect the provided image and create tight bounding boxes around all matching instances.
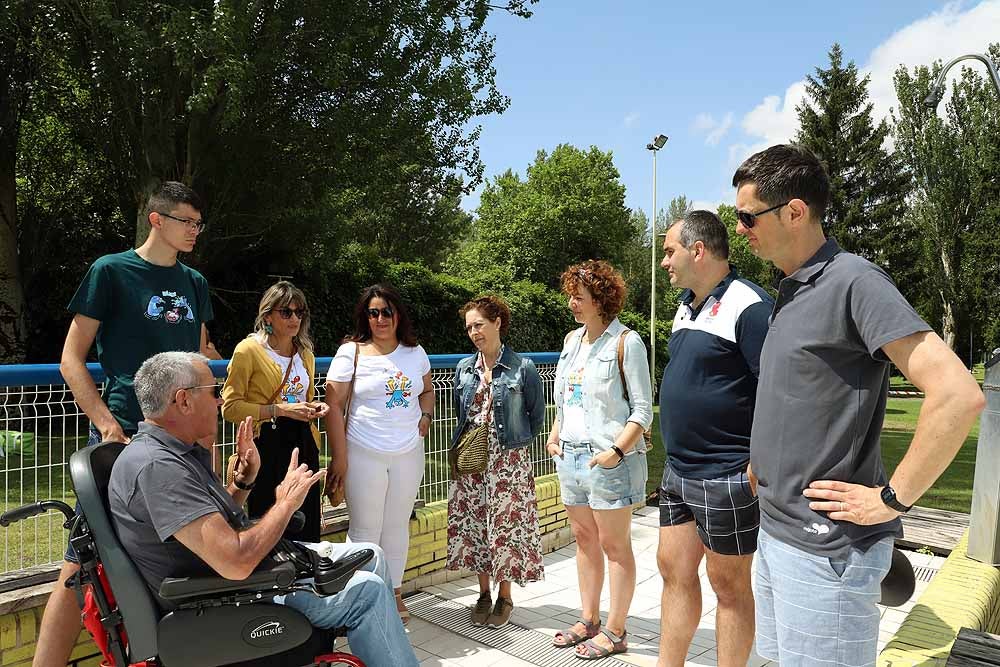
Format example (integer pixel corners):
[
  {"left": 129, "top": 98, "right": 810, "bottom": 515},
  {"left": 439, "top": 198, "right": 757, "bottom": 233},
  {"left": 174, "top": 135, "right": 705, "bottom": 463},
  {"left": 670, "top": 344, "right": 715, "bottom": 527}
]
[
  {"left": 315, "top": 548, "right": 375, "bottom": 596},
  {"left": 159, "top": 561, "right": 297, "bottom": 602}
]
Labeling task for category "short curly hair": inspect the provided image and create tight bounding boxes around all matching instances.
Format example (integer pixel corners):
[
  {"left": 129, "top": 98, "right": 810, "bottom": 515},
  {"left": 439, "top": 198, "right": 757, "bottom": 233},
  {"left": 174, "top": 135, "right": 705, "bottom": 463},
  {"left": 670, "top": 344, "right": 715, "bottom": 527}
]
[
  {"left": 460, "top": 295, "right": 511, "bottom": 338},
  {"left": 560, "top": 260, "right": 627, "bottom": 324}
]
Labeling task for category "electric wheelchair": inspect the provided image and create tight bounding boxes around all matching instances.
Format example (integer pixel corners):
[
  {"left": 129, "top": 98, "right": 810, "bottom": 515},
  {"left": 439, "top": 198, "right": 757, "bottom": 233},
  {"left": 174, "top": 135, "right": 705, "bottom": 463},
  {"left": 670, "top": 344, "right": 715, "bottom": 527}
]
[{"left": 1, "top": 441, "right": 369, "bottom": 667}]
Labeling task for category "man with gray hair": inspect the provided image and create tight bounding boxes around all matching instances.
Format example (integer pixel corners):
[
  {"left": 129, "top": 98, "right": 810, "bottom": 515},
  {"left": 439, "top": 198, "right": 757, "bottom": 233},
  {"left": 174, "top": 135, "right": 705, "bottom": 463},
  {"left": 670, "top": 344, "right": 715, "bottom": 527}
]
[
  {"left": 655, "top": 210, "right": 773, "bottom": 667},
  {"left": 108, "top": 351, "right": 419, "bottom": 666}
]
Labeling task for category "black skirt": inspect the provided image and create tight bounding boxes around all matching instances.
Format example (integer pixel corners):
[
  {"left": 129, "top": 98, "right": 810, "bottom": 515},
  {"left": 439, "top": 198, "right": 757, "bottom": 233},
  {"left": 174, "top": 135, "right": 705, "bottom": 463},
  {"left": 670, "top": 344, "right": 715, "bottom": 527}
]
[{"left": 247, "top": 416, "right": 321, "bottom": 542}]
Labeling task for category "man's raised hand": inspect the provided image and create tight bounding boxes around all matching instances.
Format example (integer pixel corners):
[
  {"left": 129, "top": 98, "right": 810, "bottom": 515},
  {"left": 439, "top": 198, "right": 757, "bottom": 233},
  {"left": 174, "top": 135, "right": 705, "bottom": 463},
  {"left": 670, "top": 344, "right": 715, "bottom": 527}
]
[{"left": 275, "top": 447, "right": 326, "bottom": 511}]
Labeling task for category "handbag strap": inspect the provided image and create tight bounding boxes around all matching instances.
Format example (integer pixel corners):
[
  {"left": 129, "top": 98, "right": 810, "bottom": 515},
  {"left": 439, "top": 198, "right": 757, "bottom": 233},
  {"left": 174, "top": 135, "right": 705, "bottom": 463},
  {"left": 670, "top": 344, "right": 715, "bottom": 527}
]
[
  {"left": 617, "top": 330, "right": 630, "bottom": 402},
  {"left": 342, "top": 342, "right": 360, "bottom": 427}
]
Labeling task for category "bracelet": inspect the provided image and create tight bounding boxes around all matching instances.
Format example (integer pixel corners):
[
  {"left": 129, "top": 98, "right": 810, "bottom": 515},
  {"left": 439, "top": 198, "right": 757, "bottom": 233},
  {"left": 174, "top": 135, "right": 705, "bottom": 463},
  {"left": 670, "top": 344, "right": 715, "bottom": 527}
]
[
  {"left": 420, "top": 411, "right": 433, "bottom": 421},
  {"left": 611, "top": 445, "right": 625, "bottom": 460},
  {"left": 234, "top": 476, "right": 256, "bottom": 491}
]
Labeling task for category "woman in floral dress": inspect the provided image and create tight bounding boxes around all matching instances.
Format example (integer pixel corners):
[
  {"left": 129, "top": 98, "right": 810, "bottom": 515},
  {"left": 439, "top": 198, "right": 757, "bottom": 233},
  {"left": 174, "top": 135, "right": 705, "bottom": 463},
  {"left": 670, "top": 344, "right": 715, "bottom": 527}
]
[{"left": 447, "top": 295, "right": 546, "bottom": 628}]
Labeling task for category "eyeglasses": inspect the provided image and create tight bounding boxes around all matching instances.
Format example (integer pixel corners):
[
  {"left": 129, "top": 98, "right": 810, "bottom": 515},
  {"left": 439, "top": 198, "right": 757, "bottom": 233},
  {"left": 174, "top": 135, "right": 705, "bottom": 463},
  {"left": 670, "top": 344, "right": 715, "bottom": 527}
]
[
  {"left": 367, "top": 306, "right": 395, "bottom": 320},
  {"left": 158, "top": 211, "right": 206, "bottom": 233},
  {"left": 275, "top": 307, "right": 307, "bottom": 320},
  {"left": 172, "top": 383, "right": 222, "bottom": 402},
  {"left": 736, "top": 201, "right": 802, "bottom": 229}
]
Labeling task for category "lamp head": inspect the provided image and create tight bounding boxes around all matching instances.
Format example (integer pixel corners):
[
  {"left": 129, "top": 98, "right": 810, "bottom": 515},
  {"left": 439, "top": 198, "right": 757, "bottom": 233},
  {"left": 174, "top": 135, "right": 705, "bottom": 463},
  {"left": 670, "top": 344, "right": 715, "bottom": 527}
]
[
  {"left": 924, "top": 84, "right": 945, "bottom": 111},
  {"left": 646, "top": 134, "right": 668, "bottom": 151}
]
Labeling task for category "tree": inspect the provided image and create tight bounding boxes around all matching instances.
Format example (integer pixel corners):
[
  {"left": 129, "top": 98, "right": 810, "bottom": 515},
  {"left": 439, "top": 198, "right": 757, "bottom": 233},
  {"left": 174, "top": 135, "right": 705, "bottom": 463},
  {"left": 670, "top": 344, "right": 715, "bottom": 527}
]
[
  {"left": 0, "top": 0, "right": 48, "bottom": 361},
  {"left": 795, "top": 44, "right": 912, "bottom": 274},
  {"left": 449, "top": 144, "right": 635, "bottom": 287},
  {"left": 8, "top": 0, "right": 536, "bottom": 359},
  {"left": 892, "top": 45, "right": 1000, "bottom": 352}
]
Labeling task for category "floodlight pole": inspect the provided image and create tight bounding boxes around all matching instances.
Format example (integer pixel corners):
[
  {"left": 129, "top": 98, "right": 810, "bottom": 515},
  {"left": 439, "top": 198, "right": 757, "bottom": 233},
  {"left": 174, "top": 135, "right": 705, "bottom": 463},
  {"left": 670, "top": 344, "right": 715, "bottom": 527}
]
[
  {"left": 926, "top": 53, "right": 1000, "bottom": 565},
  {"left": 646, "top": 135, "right": 667, "bottom": 393}
]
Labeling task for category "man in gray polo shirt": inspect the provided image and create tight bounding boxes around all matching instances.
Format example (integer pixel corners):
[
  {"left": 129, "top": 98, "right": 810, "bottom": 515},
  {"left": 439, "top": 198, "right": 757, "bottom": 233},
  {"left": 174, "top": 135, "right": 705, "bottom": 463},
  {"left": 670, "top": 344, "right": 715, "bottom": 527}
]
[
  {"left": 108, "top": 351, "right": 419, "bottom": 666},
  {"left": 732, "top": 144, "right": 984, "bottom": 667}
]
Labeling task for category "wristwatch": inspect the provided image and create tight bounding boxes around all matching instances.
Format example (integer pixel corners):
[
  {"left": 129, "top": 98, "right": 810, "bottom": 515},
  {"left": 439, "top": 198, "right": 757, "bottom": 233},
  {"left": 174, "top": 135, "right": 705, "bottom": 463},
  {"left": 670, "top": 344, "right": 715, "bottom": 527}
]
[
  {"left": 234, "top": 476, "right": 256, "bottom": 491},
  {"left": 880, "top": 485, "right": 911, "bottom": 513}
]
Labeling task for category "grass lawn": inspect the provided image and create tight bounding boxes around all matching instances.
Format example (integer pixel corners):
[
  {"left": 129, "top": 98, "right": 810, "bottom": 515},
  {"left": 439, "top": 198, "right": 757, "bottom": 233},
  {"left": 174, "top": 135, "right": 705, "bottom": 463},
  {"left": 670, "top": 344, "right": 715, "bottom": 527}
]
[{"left": 646, "top": 397, "right": 981, "bottom": 514}]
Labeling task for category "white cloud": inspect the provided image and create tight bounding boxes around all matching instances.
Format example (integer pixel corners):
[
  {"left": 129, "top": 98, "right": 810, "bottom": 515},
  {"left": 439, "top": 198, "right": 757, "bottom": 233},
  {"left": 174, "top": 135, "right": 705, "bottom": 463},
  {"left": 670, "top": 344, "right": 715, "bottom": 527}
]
[
  {"left": 691, "top": 111, "right": 735, "bottom": 146},
  {"left": 728, "top": 0, "right": 1000, "bottom": 159},
  {"left": 706, "top": 113, "right": 734, "bottom": 147},
  {"left": 624, "top": 111, "right": 640, "bottom": 128},
  {"left": 693, "top": 112, "right": 716, "bottom": 132},
  {"left": 862, "top": 0, "right": 1000, "bottom": 122},
  {"left": 728, "top": 0, "right": 1000, "bottom": 168}
]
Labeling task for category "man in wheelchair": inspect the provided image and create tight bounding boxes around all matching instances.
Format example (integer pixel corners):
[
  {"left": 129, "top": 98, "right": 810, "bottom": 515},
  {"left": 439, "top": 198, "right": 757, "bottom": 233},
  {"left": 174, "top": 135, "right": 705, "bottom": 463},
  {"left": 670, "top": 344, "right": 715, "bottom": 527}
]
[{"left": 110, "top": 351, "right": 419, "bottom": 666}]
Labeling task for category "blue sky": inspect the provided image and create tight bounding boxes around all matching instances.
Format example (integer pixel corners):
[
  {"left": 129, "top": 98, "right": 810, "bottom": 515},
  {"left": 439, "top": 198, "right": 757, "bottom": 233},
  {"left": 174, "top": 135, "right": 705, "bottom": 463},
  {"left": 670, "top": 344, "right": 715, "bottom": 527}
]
[{"left": 464, "top": 0, "right": 1000, "bottom": 217}]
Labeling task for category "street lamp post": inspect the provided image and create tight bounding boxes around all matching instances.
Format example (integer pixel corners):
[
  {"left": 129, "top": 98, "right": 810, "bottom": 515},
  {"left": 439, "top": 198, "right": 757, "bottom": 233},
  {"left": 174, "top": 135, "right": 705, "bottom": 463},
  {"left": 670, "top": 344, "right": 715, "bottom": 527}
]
[
  {"left": 923, "top": 53, "right": 1000, "bottom": 565},
  {"left": 646, "top": 134, "right": 668, "bottom": 392},
  {"left": 923, "top": 53, "right": 1000, "bottom": 110}
]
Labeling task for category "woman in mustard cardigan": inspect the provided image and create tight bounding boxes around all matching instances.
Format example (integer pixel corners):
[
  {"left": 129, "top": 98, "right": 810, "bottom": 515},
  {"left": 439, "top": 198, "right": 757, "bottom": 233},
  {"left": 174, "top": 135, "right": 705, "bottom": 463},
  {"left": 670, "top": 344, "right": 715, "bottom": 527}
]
[{"left": 222, "top": 281, "right": 329, "bottom": 541}]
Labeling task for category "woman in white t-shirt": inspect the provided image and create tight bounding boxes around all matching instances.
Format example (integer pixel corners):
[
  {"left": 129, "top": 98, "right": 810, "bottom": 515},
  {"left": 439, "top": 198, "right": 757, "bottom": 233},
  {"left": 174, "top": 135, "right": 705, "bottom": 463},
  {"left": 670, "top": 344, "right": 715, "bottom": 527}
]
[{"left": 323, "top": 283, "right": 433, "bottom": 623}]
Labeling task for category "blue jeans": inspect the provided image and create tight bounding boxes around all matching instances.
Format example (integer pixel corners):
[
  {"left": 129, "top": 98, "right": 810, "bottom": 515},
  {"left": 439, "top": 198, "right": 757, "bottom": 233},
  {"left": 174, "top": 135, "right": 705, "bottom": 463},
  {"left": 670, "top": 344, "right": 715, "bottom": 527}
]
[
  {"left": 554, "top": 441, "right": 647, "bottom": 510},
  {"left": 755, "top": 527, "right": 892, "bottom": 667},
  {"left": 275, "top": 541, "right": 418, "bottom": 667}
]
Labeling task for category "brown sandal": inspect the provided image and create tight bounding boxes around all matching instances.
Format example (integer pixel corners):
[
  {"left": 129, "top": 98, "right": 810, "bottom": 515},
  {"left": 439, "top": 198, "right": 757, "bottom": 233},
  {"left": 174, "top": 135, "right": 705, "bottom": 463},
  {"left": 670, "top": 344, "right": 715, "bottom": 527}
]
[
  {"left": 575, "top": 628, "right": 627, "bottom": 660},
  {"left": 553, "top": 619, "right": 601, "bottom": 647}
]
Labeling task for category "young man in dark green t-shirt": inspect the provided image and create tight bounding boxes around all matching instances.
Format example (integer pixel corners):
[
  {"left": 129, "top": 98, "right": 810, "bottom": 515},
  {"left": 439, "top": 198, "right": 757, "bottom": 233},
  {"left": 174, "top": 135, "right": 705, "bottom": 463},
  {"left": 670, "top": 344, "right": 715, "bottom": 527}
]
[{"left": 34, "top": 181, "right": 219, "bottom": 667}]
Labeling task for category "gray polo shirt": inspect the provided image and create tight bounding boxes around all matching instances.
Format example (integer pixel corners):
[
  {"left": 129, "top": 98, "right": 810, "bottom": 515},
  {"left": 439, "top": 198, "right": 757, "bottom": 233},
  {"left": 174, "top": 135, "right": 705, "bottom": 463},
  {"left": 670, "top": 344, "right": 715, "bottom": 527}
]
[
  {"left": 108, "top": 422, "right": 246, "bottom": 596},
  {"left": 751, "top": 239, "right": 930, "bottom": 557}
]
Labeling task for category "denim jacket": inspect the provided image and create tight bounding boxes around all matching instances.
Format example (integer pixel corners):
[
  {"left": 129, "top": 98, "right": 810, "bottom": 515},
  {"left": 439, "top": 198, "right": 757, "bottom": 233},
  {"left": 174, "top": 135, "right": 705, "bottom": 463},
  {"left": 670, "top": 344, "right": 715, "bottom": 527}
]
[
  {"left": 452, "top": 346, "right": 545, "bottom": 450},
  {"left": 553, "top": 318, "right": 653, "bottom": 454}
]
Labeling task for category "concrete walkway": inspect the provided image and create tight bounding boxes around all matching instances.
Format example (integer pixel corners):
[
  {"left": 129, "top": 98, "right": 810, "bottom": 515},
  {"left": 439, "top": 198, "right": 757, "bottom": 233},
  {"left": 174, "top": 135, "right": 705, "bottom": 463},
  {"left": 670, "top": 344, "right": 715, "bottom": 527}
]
[{"left": 344, "top": 506, "right": 945, "bottom": 666}]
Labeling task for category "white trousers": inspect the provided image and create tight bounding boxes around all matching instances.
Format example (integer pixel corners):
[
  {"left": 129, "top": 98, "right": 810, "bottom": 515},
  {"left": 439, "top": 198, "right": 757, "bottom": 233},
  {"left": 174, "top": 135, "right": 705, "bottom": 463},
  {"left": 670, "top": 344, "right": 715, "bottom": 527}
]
[{"left": 344, "top": 442, "right": 425, "bottom": 588}]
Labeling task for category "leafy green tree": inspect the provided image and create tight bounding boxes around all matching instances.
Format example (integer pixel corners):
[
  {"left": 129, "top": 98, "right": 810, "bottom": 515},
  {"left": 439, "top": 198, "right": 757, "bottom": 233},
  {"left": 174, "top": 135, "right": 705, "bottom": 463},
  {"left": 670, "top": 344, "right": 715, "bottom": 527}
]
[
  {"left": 795, "top": 44, "right": 913, "bottom": 274},
  {"left": 448, "top": 144, "right": 635, "bottom": 287},
  {"left": 0, "top": 0, "right": 48, "bottom": 361},
  {"left": 7, "top": 0, "right": 536, "bottom": 359},
  {"left": 892, "top": 45, "right": 1000, "bottom": 353}
]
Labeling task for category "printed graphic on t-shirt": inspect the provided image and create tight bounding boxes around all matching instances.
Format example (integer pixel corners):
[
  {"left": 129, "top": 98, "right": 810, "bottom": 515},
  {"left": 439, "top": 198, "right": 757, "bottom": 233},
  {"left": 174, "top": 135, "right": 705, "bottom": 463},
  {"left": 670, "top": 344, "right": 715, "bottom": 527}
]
[
  {"left": 144, "top": 290, "right": 196, "bottom": 324},
  {"left": 282, "top": 374, "right": 306, "bottom": 403},
  {"left": 566, "top": 367, "right": 584, "bottom": 406},
  {"left": 385, "top": 371, "right": 413, "bottom": 409}
]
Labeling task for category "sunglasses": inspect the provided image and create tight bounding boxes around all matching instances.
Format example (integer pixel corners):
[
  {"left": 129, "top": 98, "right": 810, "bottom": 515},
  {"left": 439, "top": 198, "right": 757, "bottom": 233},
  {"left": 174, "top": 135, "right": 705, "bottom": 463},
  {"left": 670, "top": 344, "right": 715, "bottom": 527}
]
[
  {"left": 367, "top": 306, "right": 395, "bottom": 320},
  {"left": 275, "top": 307, "right": 307, "bottom": 320},
  {"left": 736, "top": 201, "right": 795, "bottom": 229},
  {"left": 172, "top": 383, "right": 222, "bottom": 402}
]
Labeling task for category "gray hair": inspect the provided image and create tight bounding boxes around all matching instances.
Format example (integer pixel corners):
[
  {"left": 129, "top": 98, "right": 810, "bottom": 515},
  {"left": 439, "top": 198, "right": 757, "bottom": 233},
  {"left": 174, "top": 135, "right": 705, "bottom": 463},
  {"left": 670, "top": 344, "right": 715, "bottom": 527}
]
[
  {"left": 668, "top": 210, "right": 730, "bottom": 259},
  {"left": 134, "top": 351, "right": 211, "bottom": 418}
]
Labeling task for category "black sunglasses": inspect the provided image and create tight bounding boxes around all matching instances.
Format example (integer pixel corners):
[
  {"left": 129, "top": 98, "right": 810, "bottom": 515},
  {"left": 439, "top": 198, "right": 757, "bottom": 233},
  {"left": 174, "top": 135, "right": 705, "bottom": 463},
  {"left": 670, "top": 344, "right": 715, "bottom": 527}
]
[
  {"left": 172, "top": 383, "right": 222, "bottom": 402},
  {"left": 736, "top": 201, "right": 797, "bottom": 229},
  {"left": 367, "top": 306, "right": 395, "bottom": 320},
  {"left": 276, "top": 307, "right": 307, "bottom": 320}
]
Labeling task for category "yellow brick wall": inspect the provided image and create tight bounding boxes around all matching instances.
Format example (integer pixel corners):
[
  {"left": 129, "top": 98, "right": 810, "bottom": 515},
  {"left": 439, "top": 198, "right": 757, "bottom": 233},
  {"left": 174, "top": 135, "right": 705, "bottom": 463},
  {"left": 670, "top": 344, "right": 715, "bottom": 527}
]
[
  {"left": 0, "top": 605, "right": 101, "bottom": 667},
  {"left": 879, "top": 531, "right": 1000, "bottom": 667},
  {"left": 0, "top": 474, "right": 570, "bottom": 665}
]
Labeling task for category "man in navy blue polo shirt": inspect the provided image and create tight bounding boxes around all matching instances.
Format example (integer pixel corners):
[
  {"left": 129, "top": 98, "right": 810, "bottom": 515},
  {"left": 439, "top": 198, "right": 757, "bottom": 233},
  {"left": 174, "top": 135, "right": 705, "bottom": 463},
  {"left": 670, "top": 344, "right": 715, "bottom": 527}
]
[{"left": 655, "top": 210, "right": 773, "bottom": 667}]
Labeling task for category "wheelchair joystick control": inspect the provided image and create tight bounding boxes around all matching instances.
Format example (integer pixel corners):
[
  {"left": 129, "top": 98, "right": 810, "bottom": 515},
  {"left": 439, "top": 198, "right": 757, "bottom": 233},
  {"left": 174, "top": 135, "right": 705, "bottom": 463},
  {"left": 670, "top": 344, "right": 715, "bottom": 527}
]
[{"left": 314, "top": 548, "right": 375, "bottom": 596}]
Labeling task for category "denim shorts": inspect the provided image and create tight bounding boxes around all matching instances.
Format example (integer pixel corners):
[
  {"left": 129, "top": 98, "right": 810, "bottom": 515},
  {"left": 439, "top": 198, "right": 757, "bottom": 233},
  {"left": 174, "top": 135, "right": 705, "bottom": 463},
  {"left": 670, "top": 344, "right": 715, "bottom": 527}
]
[
  {"left": 554, "top": 441, "right": 647, "bottom": 510},
  {"left": 755, "top": 527, "right": 892, "bottom": 666}
]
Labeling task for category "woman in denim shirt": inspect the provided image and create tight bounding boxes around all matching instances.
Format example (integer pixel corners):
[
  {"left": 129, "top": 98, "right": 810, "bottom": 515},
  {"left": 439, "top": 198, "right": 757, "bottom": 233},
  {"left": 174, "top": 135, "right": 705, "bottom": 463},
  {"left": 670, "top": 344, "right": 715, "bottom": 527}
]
[
  {"left": 447, "top": 295, "right": 546, "bottom": 628},
  {"left": 547, "top": 260, "right": 652, "bottom": 660}
]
